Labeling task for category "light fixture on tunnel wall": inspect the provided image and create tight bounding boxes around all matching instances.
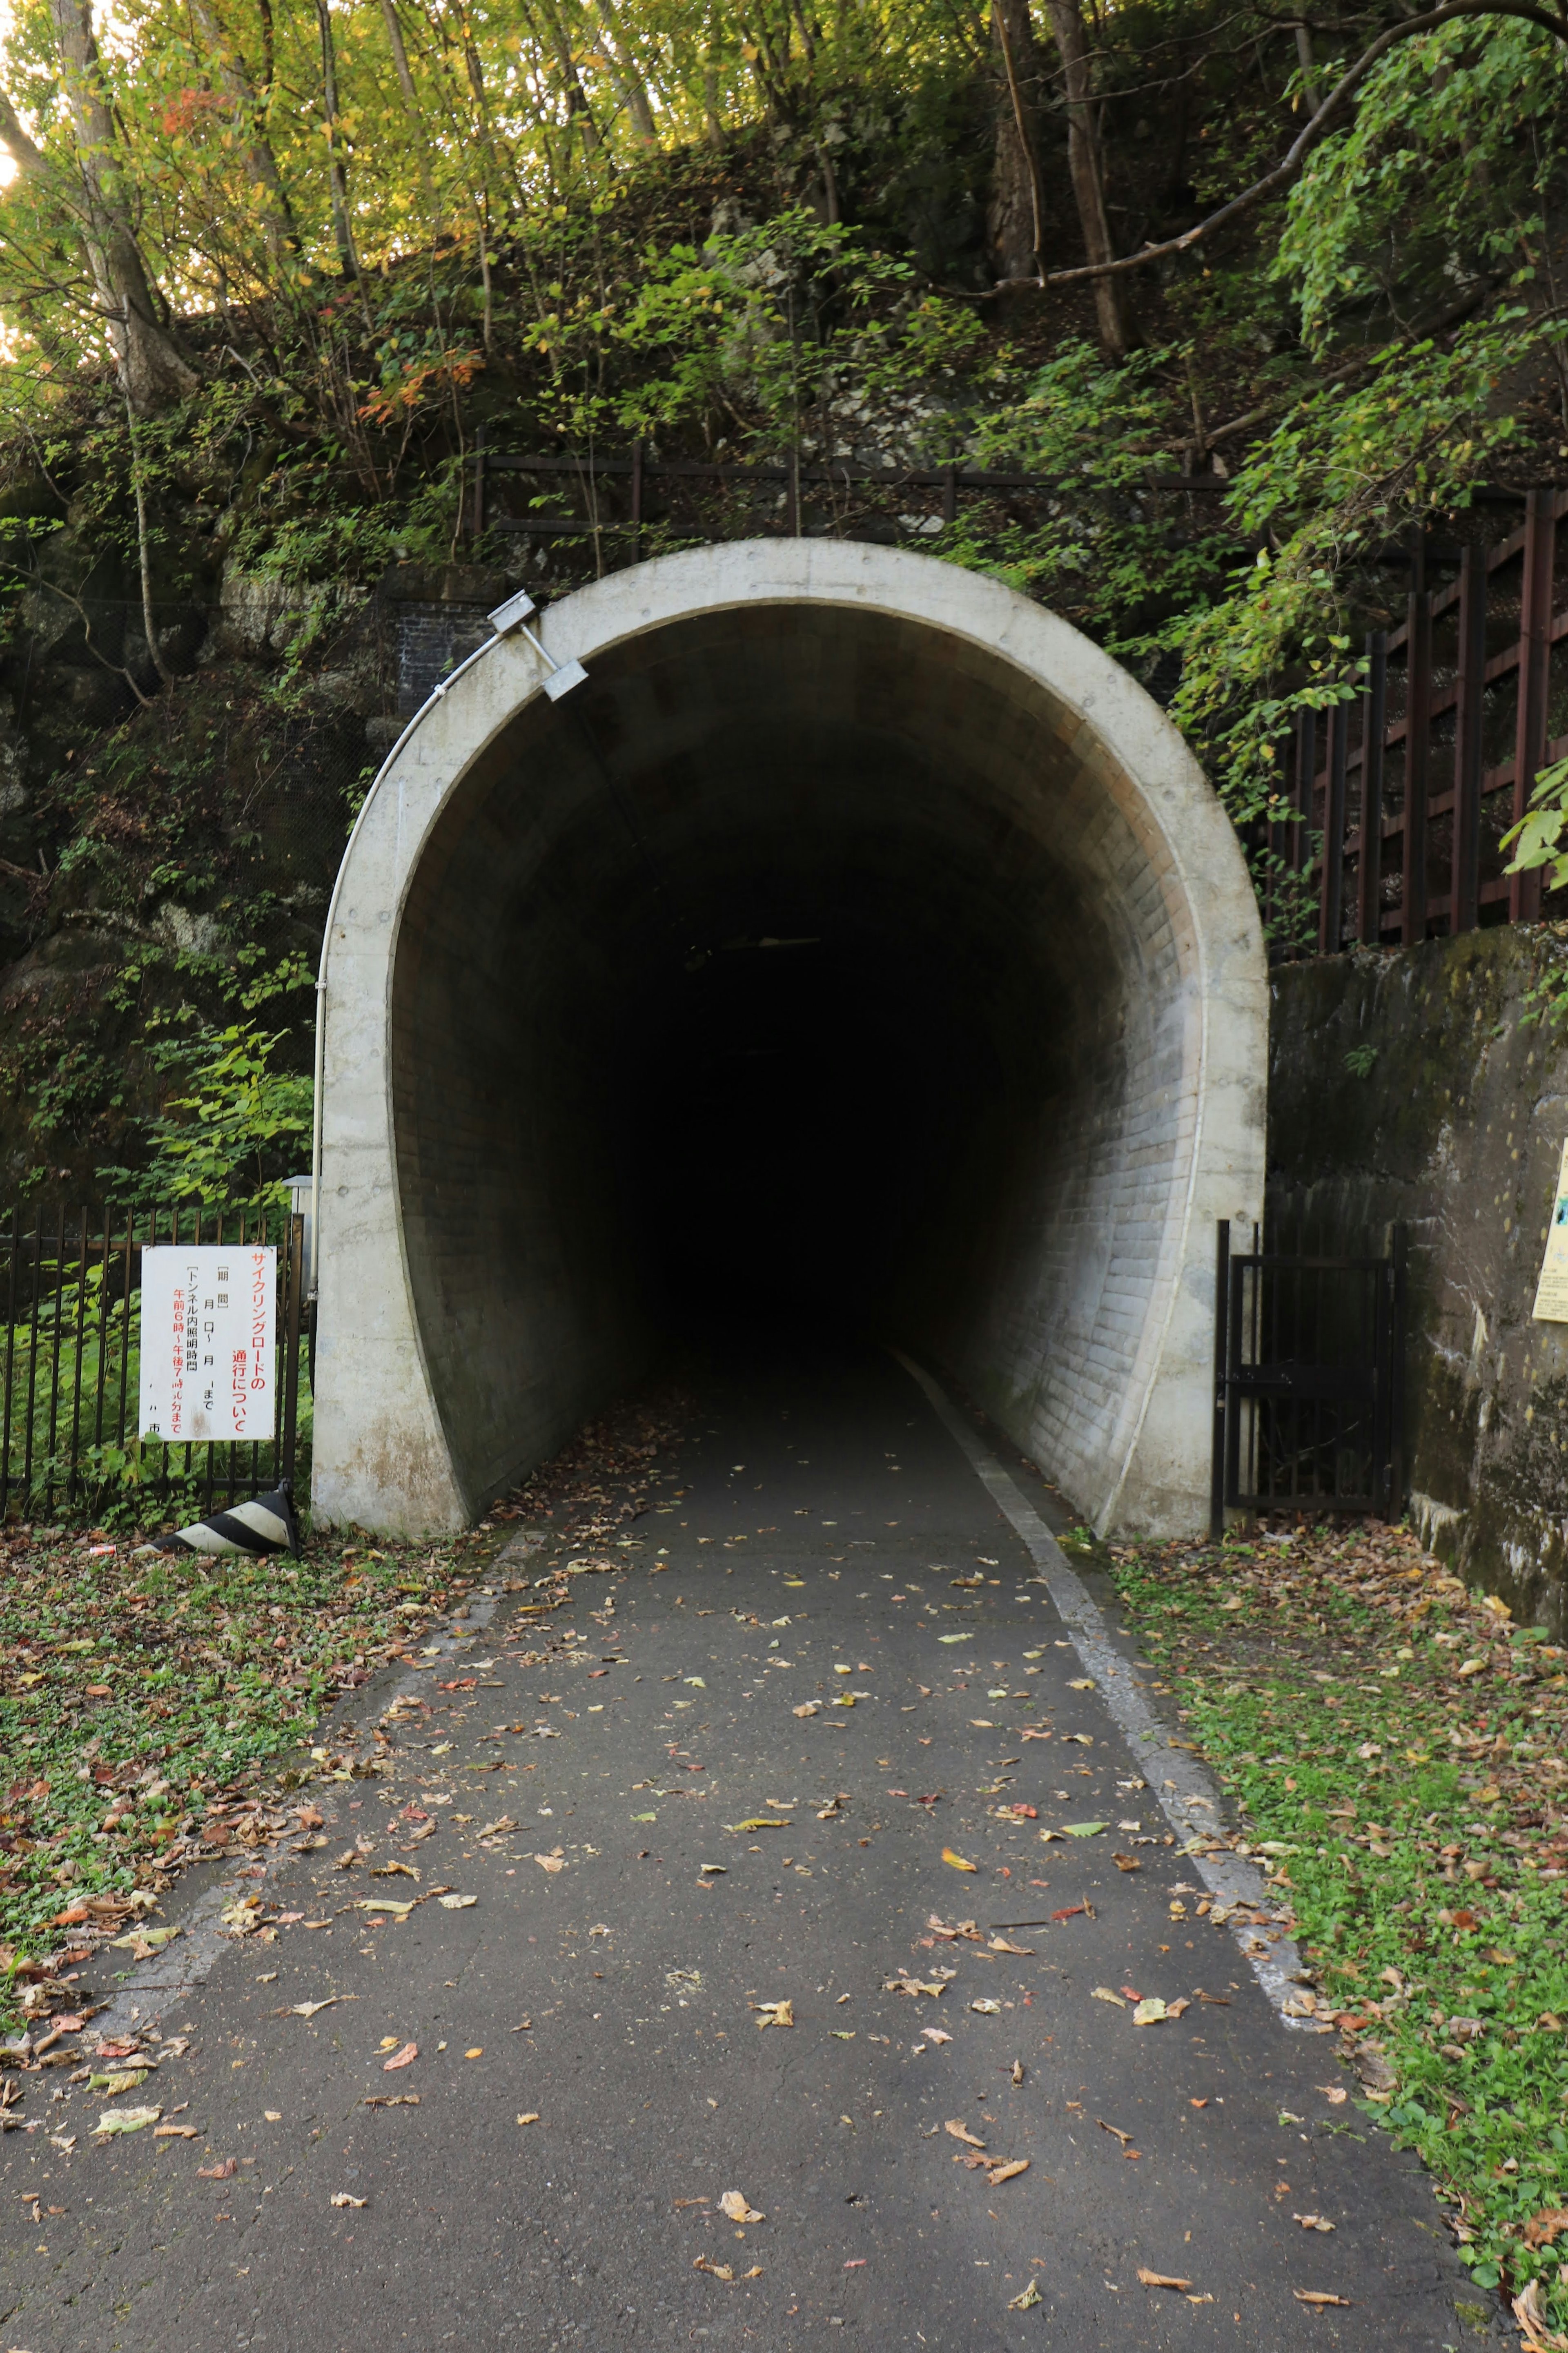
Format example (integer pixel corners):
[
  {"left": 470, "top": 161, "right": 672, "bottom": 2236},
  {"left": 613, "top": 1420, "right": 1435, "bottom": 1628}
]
[{"left": 488, "top": 588, "right": 588, "bottom": 701}]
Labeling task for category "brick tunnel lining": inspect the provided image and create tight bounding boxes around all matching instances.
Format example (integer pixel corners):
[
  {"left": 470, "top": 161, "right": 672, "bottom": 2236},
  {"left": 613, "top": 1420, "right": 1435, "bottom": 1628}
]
[{"left": 388, "top": 600, "right": 1195, "bottom": 1525}]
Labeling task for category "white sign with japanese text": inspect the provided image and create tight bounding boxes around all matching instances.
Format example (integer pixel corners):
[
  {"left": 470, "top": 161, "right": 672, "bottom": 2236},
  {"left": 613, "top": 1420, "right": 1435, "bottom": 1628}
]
[{"left": 138, "top": 1245, "right": 276, "bottom": 1441}]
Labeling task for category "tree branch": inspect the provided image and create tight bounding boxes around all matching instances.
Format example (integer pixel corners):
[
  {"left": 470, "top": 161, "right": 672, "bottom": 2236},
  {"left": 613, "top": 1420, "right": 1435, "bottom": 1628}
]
[{"left": 982, "top": 0, "right": 1568, "bottom": 294}]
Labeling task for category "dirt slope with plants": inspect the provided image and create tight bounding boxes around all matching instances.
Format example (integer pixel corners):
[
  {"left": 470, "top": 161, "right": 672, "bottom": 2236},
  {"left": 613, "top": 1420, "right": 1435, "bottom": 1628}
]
[{"left": 0, "top": 0, "right": 1563, "bottom": 1193}]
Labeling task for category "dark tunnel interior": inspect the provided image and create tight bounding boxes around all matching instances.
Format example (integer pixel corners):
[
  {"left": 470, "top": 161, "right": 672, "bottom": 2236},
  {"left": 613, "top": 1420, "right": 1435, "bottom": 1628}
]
[{"left": 389, "top": 602, "right": 1187, "bottom": 1515}]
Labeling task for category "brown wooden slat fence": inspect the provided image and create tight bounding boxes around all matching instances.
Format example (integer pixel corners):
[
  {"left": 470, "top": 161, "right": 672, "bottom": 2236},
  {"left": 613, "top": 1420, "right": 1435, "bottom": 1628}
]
[{"left": 1268, "top": 486, "right": 1568, "bottom": 952}]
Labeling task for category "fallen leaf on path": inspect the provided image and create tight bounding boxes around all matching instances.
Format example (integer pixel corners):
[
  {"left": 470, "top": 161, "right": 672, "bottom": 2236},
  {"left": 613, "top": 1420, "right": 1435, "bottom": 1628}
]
[
  {"left": 1062, "top": 1822, "right": 1106, "bottom": 1838},
  {"left": 516, "top": 2112, "right": 540, "bottom": 2126},
  {"left": 332, "top": 2192, "right": 366, "bottom": 2208},
  {"left": 478, "top": 1817, "right": 517, "bottom": 1839},
  {"left": 938, "top": 1635, "right": 973, "bottom": 1644},
  {"left": 1098, "top": 2121, "right": 1135, "bottom": 2147},
  {"left": 1133, "top": 1999, "right": 1169, "bottom": 2025},
  {"left": 1514, "top": 2279, "right": 1568, "bottom": 2349},
  {"left": 198, "top": 2157, "right": 238, "bottom": 2179},
  {"left": 793, "top": 1703, "right": 821, "bottom": 1717},
  {"left": 291, "top": 2000, "right": 339, "bottom": 2019},
  {"left": 989, "top": 1938, "right": 1033, "bottom": 1956},
  {"left": 107, "top": 1925, "right": 179, "bottom": 1955},
  {"left": 1112, "top": 1854, "right": 1141, "bottom": 1872},
  {"left": 923, "top": 2027, "right": 952, "bottom": 2044},
  {"left": 92, "top": 2108, "right": 161, "bottom": 2146},
  {"left": 1137, "top": 2269, "right": 1193, "bottom": 2291},
  {"left": 1011, "top": 2060, "right": 1025, "bottom": 2086},
  {"left": 1067, "top": 1678, "right": 1095, "bottom": 1690},
  {"left": 751, "top": 2001, "right": 793, "bottom": 2029},
  {"left": 720, "top": 2190, "right": 764, "bottom": 2223},
  {"left": 1091, "top": 1987, "right": 1127, "bottom": 2008},
  {"left": 884, "top": 1976, "right": 951, "bottom": 1998},
  {"left": 437, "top": 1894, "right": 477, "bottom": 1909},
  {"left": 987, "top": 2159, "right": 1029, "bottom": 2185},
  {"left": 945, "top": 2120, "right": 987, "bottom": 2148},
  {"left": 1293, "top": 2292, "right": 1351, "bottom": 2307},
  {"left": 363, "top": 2095, "right": 420, "bottom": 2108},
  {"left": 1294, "top": 2215, "right": 1335, "bottom": 2232},
  {"left": 729, "top": 1819, "right": 790, "bottom": 1832},
  {"left": 382, "top": 2043, "right": 418, "bottom": 2072},
  {"left": 152, "top": 2123, "right": 199, "bottom": 2139},
  {"left": 533, "top": 1851, "right": 566, "bottom": 1873},
  {"left": 970, "top": 1998, "right": 1002, "bottom": 2015},
  {"left": 354, "top": 1899, "right": 414, "bottom": 1917},
  {"left": 693, "top": 2257, "right": 735, "bottom": 2281},
  {"left": 1008, "top": 2282, "right": 1042, "bottom": 2310},
  {"left": 1051, "top": 1904, "right": 1091, "bottom": 1923},
  {"left": 372, "top": 1862, "right": 420, "bottom": 1880},
  {"left": 942, "top": 1849, "right": 977, "bottom": 1872}
]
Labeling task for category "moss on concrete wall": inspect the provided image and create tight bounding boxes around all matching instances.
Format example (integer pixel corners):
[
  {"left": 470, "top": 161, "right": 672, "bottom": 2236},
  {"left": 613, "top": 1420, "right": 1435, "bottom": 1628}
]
[{"left": 1269, "top": 925, "right": 1568, "bottom": 1629}]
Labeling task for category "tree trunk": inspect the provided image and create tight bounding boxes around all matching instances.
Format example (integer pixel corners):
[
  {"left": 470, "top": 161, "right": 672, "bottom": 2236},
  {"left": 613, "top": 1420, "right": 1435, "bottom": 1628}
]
[
  {"left": 989, "top": 0, "right": 1045, "bottom": 283},
  {"left": 1042, "top": 0, "right": 1136, "bottom": 357},
  {"left": 597, "top": 2, "right": 657, "bottom": 145},
  {"left": 376, "top": 0, "right": 444, "bottom": 239},
  {"left": 188, "top": 0, "right": 298, "bottom": 270},
  {"left": 313, "top": 0, "right": 365, "bottom": 294},
  {"left": 46, "top": 0, "right": 199, "bottom": 411}
]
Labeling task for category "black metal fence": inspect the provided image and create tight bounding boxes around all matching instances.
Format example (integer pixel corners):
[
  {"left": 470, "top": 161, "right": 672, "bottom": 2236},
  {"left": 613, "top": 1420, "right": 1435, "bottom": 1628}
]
[
  {"left": 0, "top": 1203, "right": 308, "bottom": 1519},
  {"left": 1210, "top": 1221, "right": 1405, "bottom": 1537}
]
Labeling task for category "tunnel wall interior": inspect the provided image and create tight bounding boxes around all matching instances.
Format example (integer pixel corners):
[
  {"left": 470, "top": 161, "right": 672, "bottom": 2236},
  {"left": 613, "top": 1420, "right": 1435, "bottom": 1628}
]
[{"left": 312, "top": 544, "right": 1265, "bottom": 1537}]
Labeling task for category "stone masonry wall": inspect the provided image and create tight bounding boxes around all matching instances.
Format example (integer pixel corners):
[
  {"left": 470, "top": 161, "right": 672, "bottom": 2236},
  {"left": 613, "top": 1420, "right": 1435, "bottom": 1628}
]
[{"left": 1269, "top": 925, "right": 1568, "bottom": 1630}]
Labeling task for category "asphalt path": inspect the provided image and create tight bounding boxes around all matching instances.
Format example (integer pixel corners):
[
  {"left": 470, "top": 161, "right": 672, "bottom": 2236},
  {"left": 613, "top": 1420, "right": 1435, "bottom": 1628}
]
[{"left": 0, "top": 1340, "right": 1506, "bottom": 2350}]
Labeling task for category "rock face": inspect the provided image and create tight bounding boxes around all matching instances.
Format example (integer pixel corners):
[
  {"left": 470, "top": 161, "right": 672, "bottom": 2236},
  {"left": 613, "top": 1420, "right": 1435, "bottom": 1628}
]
[
  {"left": 0, "top": 555, "right": 500, "bottom": 1191},
  {"left": 1269, "top": 926, "right": 1568, "bottom": 1627}
]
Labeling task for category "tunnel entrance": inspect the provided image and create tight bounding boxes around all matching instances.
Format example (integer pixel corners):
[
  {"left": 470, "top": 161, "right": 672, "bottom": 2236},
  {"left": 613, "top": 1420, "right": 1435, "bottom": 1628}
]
[{"left": 313, "top": 543, "right": 1265, "bottom": 1538}]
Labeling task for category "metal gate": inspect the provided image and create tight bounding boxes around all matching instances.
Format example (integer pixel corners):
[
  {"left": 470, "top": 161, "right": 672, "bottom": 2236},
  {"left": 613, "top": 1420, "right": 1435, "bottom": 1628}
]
[
  {"left": 1209, "top": 1220, "right": 1405, "bottom": 1539},
  {"left": 0, "top": 1203, "right": 307, "bottom": 1518}
]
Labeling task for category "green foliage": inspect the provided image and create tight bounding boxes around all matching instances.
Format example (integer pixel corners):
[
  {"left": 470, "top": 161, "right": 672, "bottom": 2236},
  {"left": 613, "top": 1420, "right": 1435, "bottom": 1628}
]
[
  {"left": 1111, "top": 1526, "right": 1568, "bottom": 2336},
  {"left": 1277, "top": 25, "right": 1568, "bottom": 355},
  {"left": 97, "top": 958, "right": 315, "bottom": 1208}
]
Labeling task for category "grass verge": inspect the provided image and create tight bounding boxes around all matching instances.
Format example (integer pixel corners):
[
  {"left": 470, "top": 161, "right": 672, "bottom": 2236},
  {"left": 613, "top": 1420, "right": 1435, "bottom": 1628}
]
[
  {"left": 0, "top": 1380, "right": 688, "bottom": 2026},
  {"left": 1108, "top": 1517, "right": 1568, "bottom": 2343},
  {"left": 0, "top": 1521, "right": 470, "bottom": 2008}
]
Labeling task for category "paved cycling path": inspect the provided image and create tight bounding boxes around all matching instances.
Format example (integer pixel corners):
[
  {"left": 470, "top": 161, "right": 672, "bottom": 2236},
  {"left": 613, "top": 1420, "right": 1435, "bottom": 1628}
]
[{"left": 0, "top": 1342, "right": 1502, "bottom": 2350}]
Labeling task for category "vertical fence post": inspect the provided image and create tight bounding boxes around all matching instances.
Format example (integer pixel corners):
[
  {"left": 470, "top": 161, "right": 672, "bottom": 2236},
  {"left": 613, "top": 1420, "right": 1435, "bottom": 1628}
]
[
  {"left": 282, "top": 1212, "right": 304, "bottom": 1492},
  {"left": 1210, "top": 1220, "right": 1230, "bottom": 1545},
  {"left": 630, "top": 436, "right": 644, "bottom": 562},
  {"left": 0, "top": 1209, "right": 14, "bottom": 1518},
  {"left": 1319, "top": 699, "right": 1348, "bottom": 955},
  {"left": 44, "top": 1202, "right": 66, "bottom": 1514},
  {"left": 66, "top": 1207, "right": 88, "bottom": 1505},
  {"left": 1402, "top": 590, "right": 1432, "bottom": 946},
  {"left": 1510, "top": 486, "right": 1555, "bottom": 924},
  {"left": 1451, "top": 544, "right": 1486, "bottom": 936},
  {"left": 1357, "top": 630, "right": 1387, "bottom": 945}
]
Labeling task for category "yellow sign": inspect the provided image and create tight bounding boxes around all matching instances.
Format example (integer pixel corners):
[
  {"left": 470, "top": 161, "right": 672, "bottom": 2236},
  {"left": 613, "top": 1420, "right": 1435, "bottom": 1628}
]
[{"left": 1533, "top": 1138, "right": 1568, "bottom": 1321}]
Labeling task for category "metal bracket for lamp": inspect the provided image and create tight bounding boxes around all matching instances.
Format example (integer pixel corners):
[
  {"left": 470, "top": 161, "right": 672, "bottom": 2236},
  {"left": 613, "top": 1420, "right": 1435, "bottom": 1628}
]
[{"left": 488, "top": 588, "right": 588, "bottom": 700}]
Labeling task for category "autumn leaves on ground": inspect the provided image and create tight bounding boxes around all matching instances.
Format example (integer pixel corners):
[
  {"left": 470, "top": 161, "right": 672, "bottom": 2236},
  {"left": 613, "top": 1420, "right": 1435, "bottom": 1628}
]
[
  {"left": 0, "top": 1390, "right": 684, "bottom": 2009},
  {"left": 1108, "top": 1518, "right": 1568, "bottom": 2345},
  {"left": 4, "top": 1412, "right": 1566, "bottom": 2340}
]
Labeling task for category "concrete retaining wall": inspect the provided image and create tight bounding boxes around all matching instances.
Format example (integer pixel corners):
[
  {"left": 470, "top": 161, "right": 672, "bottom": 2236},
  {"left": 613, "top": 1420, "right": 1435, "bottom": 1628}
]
[{"left": 1270, "top": 926, "right": 1568, "bottom": 1628}]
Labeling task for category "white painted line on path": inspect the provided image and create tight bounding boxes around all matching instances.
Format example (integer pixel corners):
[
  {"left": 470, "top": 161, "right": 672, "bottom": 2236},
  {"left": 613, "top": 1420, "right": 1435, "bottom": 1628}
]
[{"left": 893, "top": 1348, "right": 1326, "bottom": 2033}]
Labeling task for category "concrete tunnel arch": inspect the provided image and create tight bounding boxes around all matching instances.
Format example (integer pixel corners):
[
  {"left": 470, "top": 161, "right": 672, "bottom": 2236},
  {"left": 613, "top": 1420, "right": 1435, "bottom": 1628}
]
[{"left": 310, "top": 540, "right": 1266, "bottom": 1539}]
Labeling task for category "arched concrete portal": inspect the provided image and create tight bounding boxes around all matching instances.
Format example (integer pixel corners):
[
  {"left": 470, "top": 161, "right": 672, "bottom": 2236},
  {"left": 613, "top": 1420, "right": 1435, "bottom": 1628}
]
[{"left": 312, "top": 541, "right": 1265, "bottom": 1537}]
